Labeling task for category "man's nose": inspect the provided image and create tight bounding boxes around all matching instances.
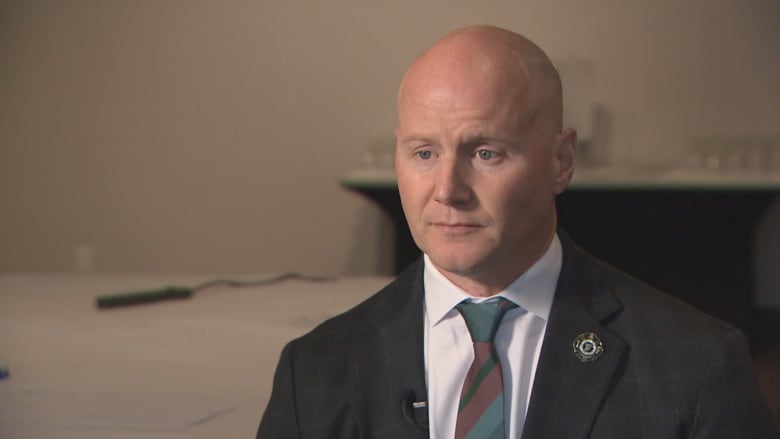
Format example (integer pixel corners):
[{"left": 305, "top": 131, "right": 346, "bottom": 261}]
[{"left": 433, "top": 157, "right": 471, "bottom": 206}]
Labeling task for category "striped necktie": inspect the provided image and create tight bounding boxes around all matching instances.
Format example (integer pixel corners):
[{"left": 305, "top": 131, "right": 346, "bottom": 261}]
[{"left": 455, "top": 298, "right": 517, "bottom": 439}]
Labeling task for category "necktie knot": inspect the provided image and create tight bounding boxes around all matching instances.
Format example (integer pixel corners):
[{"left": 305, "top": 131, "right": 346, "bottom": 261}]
[{"left": 456, "top": 297, "right": 517, "bottom": 342}]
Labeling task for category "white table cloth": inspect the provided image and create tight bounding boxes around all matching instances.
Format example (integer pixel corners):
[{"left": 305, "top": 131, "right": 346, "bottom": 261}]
[{"left": 0, "top": 274, "right": 391, "bottom": 438}]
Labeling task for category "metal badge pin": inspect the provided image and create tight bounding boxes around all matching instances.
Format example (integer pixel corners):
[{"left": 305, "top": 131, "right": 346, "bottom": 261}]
[{"left": 573, "top": 332, "right": 604, "bottom": 362}]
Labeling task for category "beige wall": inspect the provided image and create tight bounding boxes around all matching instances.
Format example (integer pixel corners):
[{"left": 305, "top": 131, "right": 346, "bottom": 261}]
[{"left": 1, "top": 0, "right": 778, "bottom": 275}]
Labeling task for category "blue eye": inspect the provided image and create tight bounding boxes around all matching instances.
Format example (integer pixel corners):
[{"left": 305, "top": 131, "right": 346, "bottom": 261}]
[
  {"left": 477, "top": 149, "right": 494, "bottom": 160},
  {"left": 417, "top": 150, "right": 433, "bottom": 160}
]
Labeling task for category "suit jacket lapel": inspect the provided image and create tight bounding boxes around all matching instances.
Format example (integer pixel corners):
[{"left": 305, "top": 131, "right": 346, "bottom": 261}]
[
  {"left": 522, "top": 235, "right": 627, "bottom": 439},
  {"left": 354, "top": 260, "right": 430, "bottom": 437}
]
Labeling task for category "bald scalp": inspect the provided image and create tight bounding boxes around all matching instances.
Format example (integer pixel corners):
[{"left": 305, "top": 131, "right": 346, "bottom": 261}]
[{"left": 398, "top": 25, "right": 563, "bottom": 135}]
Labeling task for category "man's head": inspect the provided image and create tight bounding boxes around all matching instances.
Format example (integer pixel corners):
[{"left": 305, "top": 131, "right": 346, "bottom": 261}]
[{"left": 395, "top": 25, "right": 576, "bottom": 296}]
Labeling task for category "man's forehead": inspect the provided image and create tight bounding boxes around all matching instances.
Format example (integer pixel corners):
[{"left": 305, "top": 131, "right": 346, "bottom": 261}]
[{"left": 398, "top": 69, "right": 531, "bottom": 123}]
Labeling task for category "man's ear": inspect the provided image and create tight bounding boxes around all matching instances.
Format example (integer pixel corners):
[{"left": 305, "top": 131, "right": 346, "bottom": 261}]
[{"left": 553, "top": 128, "right": 577, "bottom": 194}]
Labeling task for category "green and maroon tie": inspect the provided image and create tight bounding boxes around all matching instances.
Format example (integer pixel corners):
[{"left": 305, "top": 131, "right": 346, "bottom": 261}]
[{"left": 455, "top": 298, "right": 517, "bottom": 439}]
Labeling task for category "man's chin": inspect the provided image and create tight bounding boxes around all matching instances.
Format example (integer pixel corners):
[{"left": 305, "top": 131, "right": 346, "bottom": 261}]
[{"left": 426, "top": 251, "right": 488, "bottom": 278}]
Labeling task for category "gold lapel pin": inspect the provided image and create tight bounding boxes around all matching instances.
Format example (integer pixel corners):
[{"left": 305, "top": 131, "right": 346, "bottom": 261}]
[{"left": 573, "top": 332, "right": 604, "bottom": 362}]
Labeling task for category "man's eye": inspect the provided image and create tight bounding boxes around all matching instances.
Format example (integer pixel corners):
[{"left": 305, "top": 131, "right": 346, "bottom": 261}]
[
  {"left": 417, "top": 150, "right": 433, "bottom": 160},
  {"left": 477, "top": 149, "right": 495, "bottom": 160}
]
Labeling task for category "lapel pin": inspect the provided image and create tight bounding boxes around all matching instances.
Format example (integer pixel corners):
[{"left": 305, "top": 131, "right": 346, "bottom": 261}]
[{"left": 573, "top": 332, "right": 604, "bottom": 362}]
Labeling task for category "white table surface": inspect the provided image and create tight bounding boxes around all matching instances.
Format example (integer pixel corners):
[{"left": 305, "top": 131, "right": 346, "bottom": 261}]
[{"left": 0, "top": 274, "right": 392, "bottom": 439}]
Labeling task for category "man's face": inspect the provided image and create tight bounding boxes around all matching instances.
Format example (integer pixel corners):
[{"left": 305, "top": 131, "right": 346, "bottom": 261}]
[{"left": 395, "top": 69, "right": 568, "bottom": 290}]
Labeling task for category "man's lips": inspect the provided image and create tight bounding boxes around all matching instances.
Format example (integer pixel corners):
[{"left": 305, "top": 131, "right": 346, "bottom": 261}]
[{"left": 429, "top": 222, "right": 483, "bottom": 233}]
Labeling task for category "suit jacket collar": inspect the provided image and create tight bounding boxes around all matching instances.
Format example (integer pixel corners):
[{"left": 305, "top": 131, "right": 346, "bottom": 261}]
[
  {"left": 355, "top": 232, "right": 626, "bottom": 438},
  {"left": 521, "top": 231, "right": 627, "bottom": 439}
]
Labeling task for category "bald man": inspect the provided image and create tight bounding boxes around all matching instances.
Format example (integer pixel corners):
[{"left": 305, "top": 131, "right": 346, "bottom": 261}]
[{"left": 257, "top": 26, "right": 777, "bottom": 438}]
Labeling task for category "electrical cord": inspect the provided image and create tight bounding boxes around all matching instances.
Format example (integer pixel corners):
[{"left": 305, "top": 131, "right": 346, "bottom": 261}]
[{"left": 95, "top": 272, "right": 335, "bottom": 310}]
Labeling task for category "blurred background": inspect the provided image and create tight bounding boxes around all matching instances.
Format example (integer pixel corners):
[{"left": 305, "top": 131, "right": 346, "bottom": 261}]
[{"left": 1, "top": 0, "right": 778, "bottom": 277}]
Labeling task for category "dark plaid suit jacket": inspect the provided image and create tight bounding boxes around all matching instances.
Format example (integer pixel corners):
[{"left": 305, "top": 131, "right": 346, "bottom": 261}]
[{"left": 257, "top": 234, "right": 778, "bottom": 438}]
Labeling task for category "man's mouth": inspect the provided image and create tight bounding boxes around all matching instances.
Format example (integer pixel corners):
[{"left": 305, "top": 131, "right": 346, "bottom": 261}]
[{"left": 430, "top": 222, "right": 482, "bottom": 233}]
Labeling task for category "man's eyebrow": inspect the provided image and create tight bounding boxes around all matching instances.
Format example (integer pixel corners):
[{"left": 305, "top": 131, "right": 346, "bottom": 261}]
[
  {"left": 461, "top": 135, "right": 514, "bottom": 146},
  {"left": 397, "top": 135, "right": 435, "bottom": 145},
  {"left": 396, "top": 134, "right": 516, "bottom": 146}
]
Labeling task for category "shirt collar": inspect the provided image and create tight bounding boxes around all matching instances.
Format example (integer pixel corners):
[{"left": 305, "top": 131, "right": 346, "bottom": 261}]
[{"left": 424, "top": 233, "right": 562, "bottom": 326}]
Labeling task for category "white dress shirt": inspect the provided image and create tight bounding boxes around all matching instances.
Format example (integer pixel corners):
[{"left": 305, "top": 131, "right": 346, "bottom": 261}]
[{"left": 423, "top": 234, "right": 562, "bottom": 439}]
